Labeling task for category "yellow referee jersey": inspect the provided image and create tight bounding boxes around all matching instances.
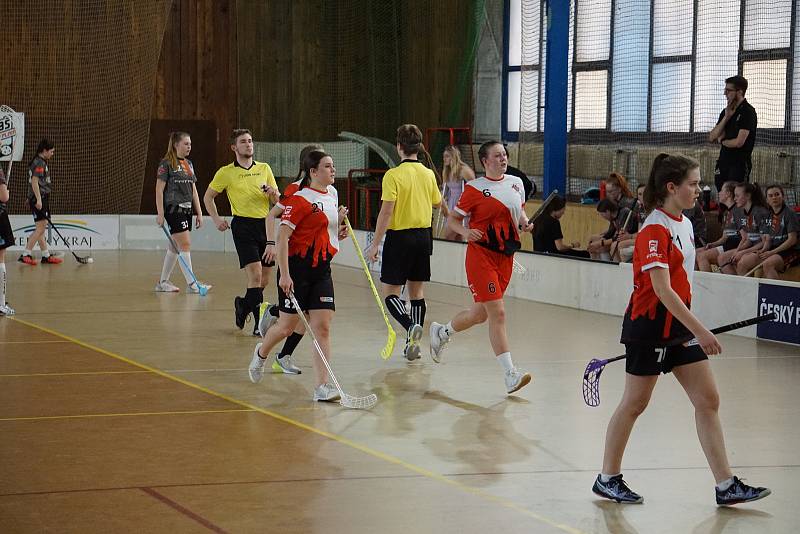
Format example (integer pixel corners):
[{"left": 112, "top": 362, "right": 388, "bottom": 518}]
[
  {"left": 381, "top": 160, "right": 442, "bottom": 230},
  {"left": 208, "top": 160, "right": 277, "bottom": 218}
]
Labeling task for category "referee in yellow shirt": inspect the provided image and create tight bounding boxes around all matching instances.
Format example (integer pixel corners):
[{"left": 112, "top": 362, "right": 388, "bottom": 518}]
[
  {"left": 366, "top": 124, "right": 444, "bottom": 360},
  {"left": 204, "top": 129, "right": 279, "bottom": 335}
]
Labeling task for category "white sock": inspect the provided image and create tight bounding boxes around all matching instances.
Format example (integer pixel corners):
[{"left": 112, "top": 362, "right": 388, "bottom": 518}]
[
  {"left": 178, "top": 251, "right": 194, "bottom": 285},
  {"left": 41, "top": 249, "right": 50, "bottom": 258},
  {"left": 444, "top": 321, "right": 456, "bottom": 336},
  {"left": 0, "top": 263, "right": 6, "bottom": 307},
  {"left": 160, "top": 250, "right": 178, "bottom": 282},
  {"left": 600, "top": 473, "right": 620, "bottom": 483},
  {"left": 496, "top": 351, "right": 514, "bottom": 372},
  {"left": 716, "top": 477, "right": 735, "bottom": 491},
  {"left": 23, "top": 248, "right": 33, "bottom": 256}
]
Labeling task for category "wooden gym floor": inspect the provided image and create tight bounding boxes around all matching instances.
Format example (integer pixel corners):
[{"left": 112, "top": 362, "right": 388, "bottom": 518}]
[{"left": 0, "top": 250, "right": 797, "bottom": 533}]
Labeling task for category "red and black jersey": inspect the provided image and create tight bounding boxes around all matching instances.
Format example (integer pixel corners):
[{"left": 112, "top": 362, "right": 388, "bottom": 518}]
[
  {"left": 621, "top": 208, "right": 696, "bottom": 344},
  {"left": 280, "top": 185, "right": 339, "bottom": 267},
  {"left": 276, "top": 178, "right": 302, "bottom": 210},
  {"left": 455, "top": 174, "right": 526, "bottom": 256}
]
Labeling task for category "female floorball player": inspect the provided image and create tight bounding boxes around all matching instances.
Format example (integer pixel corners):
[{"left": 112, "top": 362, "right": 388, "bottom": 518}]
[
  {"left": 429, "top": 141, "right": 533, "bottom": 395},
  {"left": 18, "top": 139, "right": 62, "bottom": 265},
  {"left": 592, "top": 153, "right": 770, "bottom": 506},
  {"left": 155, "top": 131, "right": 210, "bottom": 293},
  {"left": 258, "top": 143, "right": 325, "bottom": 375},
  {"left": 0, "top": 165, "right": 14, "bottom": 315},
  {"left": 735, "top": 184, "right": 799, "bottom": 279},
  {"left": 248, "top": 150, "right": 347, "bottom": 402},
  {"left": 365, "top": 124, "right": 444, "bottom": 361},
  {"left": 441, "top": 145, "right": 475, "bottom": 241}
]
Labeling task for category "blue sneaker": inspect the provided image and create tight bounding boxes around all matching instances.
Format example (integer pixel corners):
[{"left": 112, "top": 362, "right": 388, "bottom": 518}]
[
  {"left": 716, "top": 477, "right": 771, "bottom": 506},
  {"left": 592, "top": 474, "right": 643, "bottom": 504}
]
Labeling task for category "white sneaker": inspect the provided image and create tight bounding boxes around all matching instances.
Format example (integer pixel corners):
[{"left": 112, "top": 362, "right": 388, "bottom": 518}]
[
  {"left": 187, "top": 281, "right": 212, "bottom": 294},
  {"left": 504, "top": 367, "right": 532, "bottom": 394},
  {"left": 248, "top": 343, "right": 267, "bottom": 383},
  {"left": 0, "top": 304, "right": 15, "bottom": 316},
  {"left": 429, "top": 322, "right": 450, "bottom": 363},
  {"left": 313, "top": 383, "right": 341, "bottom": 402},
  {"left": 155, "top": 280, "right": 180, "bottom": 292},
  {"left": 258, "top": 303, "right": 278, "bottom": 337},
  {"left": 403, "top": 323, "right": 423, "bottom": 361},
  {"left": 272, "top": 353, "right": 301, "bottom": 374}
]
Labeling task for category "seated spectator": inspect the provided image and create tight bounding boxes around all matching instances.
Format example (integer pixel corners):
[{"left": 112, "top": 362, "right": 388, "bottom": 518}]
[
  {"left": 736, "top": 184, "right": 799, "bottom": 278},
  {"left": 613, "top": 183, "right": 646, "bottom": 262},
  {"left": 683, "top": 198, "right": 707, "bottom": 247},
  {"left": 697, "top": 181, "right": 738, "bottom": 271},
  {"left": 717, "top": 182, "right": 769, "bottom": 274},
  {"left": 587, "top": 199, "right": 636, "bottom": 260},
  {"left": 605, "top": 172, "right": 636, "bottom": 210},
  {"left": 532, "top": 195, "right": 590, "bottom": 258}
]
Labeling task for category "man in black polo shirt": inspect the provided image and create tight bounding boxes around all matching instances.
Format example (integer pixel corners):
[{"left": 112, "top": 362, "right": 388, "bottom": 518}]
[{"left": 708, "top": 75, "right": 757, "bottom": 192}]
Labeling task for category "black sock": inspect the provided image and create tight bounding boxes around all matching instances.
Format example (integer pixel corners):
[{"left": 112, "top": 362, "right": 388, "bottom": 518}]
[
  {"left": 278, "top": 332, "right": 304, "bottom": 358},
  {"left": 269, "top": 304, "right": 279, "bottom": 317},
  {"left": 410, "top": 299, "right": 426, "bottom": 328},
  {"left": 385, "top": 295, "right": 413, "bottom": 332},
  {"left": 245, "top": 287, "right": 263, "bottom": 318}
]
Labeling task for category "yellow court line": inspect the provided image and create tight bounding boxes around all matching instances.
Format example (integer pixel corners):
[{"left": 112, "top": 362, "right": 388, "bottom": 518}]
[
  {"left": 0, "top": 370, "right": 152, "bottom": 378},
  {"left": 9, "top": 317, "right": 583, "bottom": 534},
  {"left": 0, "top": 408, "right": 255, "bottom": 422}
]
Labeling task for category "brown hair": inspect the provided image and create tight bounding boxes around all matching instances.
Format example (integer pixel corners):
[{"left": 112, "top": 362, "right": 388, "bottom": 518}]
[
  {"left": 163, "top": 131, "right": 189, "bottom": 171},
  {"left": 230, "top": 128, "right": 252, "bottom": 144},
  {"left": 643, "top": 153, "right": 699, "bottom": 211},
  {"left": 606, "top": 172, "right": 633, "bottom": 198}
]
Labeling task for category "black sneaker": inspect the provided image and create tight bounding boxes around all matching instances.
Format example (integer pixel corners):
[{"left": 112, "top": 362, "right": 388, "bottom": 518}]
[
  {"left": 592, "top": 474, "right": 644, "bottom": 504},
  {"left": 716, "top": 477, "right": 771, "bottom": 506},
  {"left": 234, "top": 296, "right": 247, "bottom": 329}
]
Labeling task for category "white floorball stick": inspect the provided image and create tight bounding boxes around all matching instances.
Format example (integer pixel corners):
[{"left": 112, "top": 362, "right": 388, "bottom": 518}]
[{"left": 288, "top": 292, "right": 378, "bottom": 409}]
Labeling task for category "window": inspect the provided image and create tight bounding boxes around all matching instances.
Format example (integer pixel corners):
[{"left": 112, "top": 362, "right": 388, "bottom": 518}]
[{"left": 503, "top": 0, "right": 798, "bottom": 137}]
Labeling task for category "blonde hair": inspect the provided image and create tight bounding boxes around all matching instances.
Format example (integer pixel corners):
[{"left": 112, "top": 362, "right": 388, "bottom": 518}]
[
  {"left": 163, "top": 131, "right": 190, "bottom": 171},
  {"left": 442, "top": 145, "right": 466, "bottom": 183}
]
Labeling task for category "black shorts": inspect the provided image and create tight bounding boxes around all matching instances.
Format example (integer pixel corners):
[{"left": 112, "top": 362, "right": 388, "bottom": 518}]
[
  {"left": 0, "top": 212, "right": 13, "bottom": 250},
  {"left": 277, "top": 258, "right": 335, "bottom": 314},
  {"left": 29, "top": 194, "right": 50, "bottom": 222},
  {"left": 721, "top": 235, "right": 741, "bottom": 252},
  {"left": 231, "top": 216, "right": 275, "bottom": 269},
  {"left": 777, "top": 249, "right": 800, "bottom": 272},
  {"left": 380, "top": 228, "right": 433, "bottom": 285},
  {"left": 625, "top": 343, "right": 708, "bottom": 376},
  {"left": 165, "top": 213, "right": 192, "bottom": 234},
  {"left": 714, "top": 159, "right": 751, "bottom": 191}
]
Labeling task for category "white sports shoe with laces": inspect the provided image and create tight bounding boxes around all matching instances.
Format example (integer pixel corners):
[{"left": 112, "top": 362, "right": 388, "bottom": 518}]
[
  {"left": 504, "top": 367, "right": 532, "bottom": 394},
  {"left": 155, "top": 280, "right": 180, "bottom": 292}
]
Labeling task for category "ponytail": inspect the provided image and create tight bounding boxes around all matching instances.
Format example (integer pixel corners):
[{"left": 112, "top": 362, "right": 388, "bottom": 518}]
[
  {"left": 643, "top": 153, "right": 699, "bottom": 212},
  {"left": 163, "top": 131, "right": 189, "bottom": 171}
]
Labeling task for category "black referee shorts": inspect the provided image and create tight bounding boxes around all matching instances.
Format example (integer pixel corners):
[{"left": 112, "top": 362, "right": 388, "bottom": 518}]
[
  {"left": 625, "top": 343, "right": 707, "bottom": 376},
  {"left": 380, "top": 227, "right": 433, "bottom": 286},
  {"left": 0, "top": 212, "right": 14, "bottom": 250},
  {"left": 231, "top": 216, "right": 275, "bottom": 269}
]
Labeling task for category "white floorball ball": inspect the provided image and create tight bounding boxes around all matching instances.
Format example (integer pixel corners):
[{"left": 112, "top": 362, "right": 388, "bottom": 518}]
[{"left": 87, "top": 258, "right": 94, "bottom": 263}]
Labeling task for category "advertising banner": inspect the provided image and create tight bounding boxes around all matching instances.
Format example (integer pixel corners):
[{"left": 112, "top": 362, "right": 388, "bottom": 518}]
[
  {"left": 9, "top": 215, "right": 119, "bottom": 250},
  {"left": 757, "top": 283, "right": 800, "bottom": 345}
]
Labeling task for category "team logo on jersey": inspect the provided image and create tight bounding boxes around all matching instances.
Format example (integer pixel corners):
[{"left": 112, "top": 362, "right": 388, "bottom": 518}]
[
  {"left": 311, "top": 202, "right": 324, "bottom": 213},
  {"left": 647, "top": 239, "right": 659, "bottom": 258},
  {"left": 284, "top": 205, "right": 293, "bottom": 216}
]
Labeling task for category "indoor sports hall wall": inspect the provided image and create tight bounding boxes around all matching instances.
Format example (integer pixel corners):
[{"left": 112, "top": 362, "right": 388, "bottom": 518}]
[
  {"left": 1, "top": 2, "right": 172, "bottom": 215},
  {"left": 12, "top": 213, "right": 797, "bottom": 344}
]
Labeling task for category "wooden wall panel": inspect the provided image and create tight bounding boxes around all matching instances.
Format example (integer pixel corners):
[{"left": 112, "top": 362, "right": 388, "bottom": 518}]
[
  {"left": 237, "top": 0, "right": 475, "bottom": 145},
  {"left": 151, "top": 0, "right": 238, "bottom": 172}
]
